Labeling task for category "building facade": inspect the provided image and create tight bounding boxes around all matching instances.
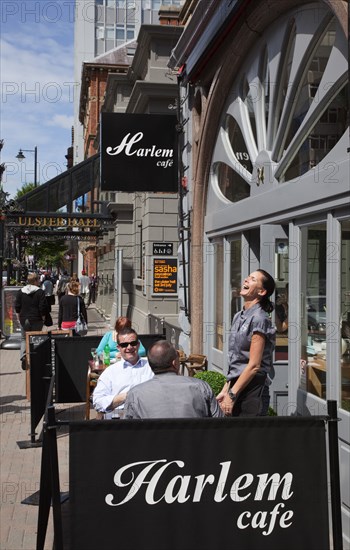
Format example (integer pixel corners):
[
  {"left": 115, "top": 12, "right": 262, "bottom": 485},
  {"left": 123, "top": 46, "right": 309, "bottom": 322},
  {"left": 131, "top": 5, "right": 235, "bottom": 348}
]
[
  {"left": 74, "top": 0, "right": 184, "bottom": 166},
  {"left": 169, "top": 0, "right": 349, "bottom": 543},
  {"left": 79, "top": 23, "right": 184, "bottom": 339}
]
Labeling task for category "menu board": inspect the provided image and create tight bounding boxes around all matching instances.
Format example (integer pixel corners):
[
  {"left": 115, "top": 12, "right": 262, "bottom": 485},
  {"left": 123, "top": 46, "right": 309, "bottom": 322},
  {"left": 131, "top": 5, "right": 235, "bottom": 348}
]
[{"left": 152, "top": 257, "right": 178, "bottom": 295}]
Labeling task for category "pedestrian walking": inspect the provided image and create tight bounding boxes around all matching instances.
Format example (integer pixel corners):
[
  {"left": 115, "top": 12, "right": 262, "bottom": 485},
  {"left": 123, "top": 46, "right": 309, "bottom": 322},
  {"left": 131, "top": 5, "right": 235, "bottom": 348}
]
[
  {"left": 80, "top": 270, "right": 90, "bottom": 305},
  {"left": 15, "top": 272, "right": 48, "bottom": 370},
  {"left": 58, "top": 280, "right": 88, "bottom": 334},
  {"left": 56, "top": 270, "right": 70, "bottom": 301},
  {"left": 42, "top": 273, "right": 54, "bottom": 312},
  {"left": 88, "top": 273, "right": 98, "bottom": 305}
]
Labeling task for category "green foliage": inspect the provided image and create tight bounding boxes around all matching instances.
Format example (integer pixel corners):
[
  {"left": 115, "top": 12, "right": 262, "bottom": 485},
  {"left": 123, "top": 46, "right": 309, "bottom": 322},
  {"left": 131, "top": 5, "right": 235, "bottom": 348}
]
[
  {"left": 14, "top": 182, "right": 36, "bottom": 198},
  {"left": 267, "top": 406, "right": 277, "bottom": 416},
  {"left": 26, "top": 240, "right": 68, "bottom": 270},
  {"left": 194, "top": 370, "right": 226, "bottom": 396}
]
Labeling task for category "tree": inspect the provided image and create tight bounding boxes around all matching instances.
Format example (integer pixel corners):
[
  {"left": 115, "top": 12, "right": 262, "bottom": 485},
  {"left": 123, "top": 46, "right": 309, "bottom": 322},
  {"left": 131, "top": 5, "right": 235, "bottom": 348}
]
[
  {"left": 26, "top": 239, "right": 68, "bottom": 270},
  {"left": 14, "top": 181, "right": 69, "bottom": 271},
  {"left": 15, "top": 182, "right": 36, "bottom": 199}
]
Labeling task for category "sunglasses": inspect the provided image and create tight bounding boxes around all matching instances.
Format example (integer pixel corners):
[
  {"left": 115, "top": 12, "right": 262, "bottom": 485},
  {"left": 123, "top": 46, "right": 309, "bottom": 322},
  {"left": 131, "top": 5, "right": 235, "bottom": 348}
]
[{"left": 118, "top": 340, "right": 139, "bottom": 349}]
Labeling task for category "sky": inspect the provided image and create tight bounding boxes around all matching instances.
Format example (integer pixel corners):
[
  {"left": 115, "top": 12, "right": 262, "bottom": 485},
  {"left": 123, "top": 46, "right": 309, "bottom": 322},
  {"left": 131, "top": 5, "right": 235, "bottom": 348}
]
[{"left": 0, "top": 0, "right": 76, "bottom": 198}]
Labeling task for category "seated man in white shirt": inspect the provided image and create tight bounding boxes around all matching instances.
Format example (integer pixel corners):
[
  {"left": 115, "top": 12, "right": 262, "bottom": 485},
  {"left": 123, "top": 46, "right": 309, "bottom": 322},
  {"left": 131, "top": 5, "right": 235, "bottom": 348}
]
[
  {"left": 93, "top": 328, "right": 153, "bottom": 419},
  {"left": 124, "top": 340, "right": 223, "bottom": 419}
]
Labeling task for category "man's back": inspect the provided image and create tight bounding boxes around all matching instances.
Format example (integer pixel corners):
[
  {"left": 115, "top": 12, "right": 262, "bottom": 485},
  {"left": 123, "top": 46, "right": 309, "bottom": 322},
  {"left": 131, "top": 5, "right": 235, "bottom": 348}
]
[{"left": 124, "top": 372, "right": 223, "bottom": 419}]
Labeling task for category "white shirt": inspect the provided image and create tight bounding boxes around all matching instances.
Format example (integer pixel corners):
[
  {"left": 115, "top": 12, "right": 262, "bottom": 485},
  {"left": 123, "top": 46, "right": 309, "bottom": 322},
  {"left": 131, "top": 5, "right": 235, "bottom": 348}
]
[
  {"left": 92, "top": 357, "right": 153, "bottom": 417},
  {"left": 80, "top": 275, "right": 90, "bottom": 293}
]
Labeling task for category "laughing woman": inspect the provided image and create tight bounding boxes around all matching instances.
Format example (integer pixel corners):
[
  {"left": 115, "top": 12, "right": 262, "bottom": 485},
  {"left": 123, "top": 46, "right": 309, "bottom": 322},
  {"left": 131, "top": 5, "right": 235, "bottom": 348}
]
[{"left": 217, "top": 269, "right": 276, "bottom": 417}]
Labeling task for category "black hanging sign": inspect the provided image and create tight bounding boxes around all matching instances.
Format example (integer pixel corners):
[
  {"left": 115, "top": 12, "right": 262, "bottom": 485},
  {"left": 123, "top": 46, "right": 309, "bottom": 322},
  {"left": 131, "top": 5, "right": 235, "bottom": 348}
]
[
  {"left": 69, "top": 417, "right": 330, "bottom": 550},
  {"left": 101, "top": 113, "right": 178, "bottom": 192}
]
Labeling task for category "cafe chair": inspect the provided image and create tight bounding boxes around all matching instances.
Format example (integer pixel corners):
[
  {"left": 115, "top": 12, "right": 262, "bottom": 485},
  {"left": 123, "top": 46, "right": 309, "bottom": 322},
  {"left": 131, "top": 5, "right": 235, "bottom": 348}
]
[
  {"left": 85, "top": 367, "right": 101, "bottom": 420},
  {"left": 181, "top": 354, "right": 208, "bottom": 377},
  {"left": 177, "top": 350, "right": 188, "bottom": 375}
]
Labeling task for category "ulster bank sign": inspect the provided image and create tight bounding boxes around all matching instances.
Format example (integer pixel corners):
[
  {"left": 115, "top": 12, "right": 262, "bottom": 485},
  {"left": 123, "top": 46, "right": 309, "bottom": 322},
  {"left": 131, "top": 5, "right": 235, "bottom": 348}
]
[{"left": 101, "top": 113, "right": 178, "bottom": 193}]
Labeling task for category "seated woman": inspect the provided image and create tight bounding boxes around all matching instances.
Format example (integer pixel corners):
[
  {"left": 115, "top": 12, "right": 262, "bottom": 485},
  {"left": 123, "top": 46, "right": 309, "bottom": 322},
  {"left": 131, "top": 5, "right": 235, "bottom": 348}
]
[{"left": 96, "top": 316, "right": 146, "bottom": 360}]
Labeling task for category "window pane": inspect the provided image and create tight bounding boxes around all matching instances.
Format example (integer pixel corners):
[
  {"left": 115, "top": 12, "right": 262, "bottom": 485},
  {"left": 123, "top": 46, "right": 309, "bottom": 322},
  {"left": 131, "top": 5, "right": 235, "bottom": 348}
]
[
  {"left": 215, "top": 162, "right": 250, "bottom": 203},
  {"left": 226, "top": 115, "right": 253, "bottom": 174},
  {"left": 275, "top": 240, "right": 289, "bottom": 361},
  {"left": 126, "top": 25, "right": 134, "bottom": 39},
  {"left": 214, "top": 242, "right": 224, "bottom": 351},
  {"left": 341, "top": 220, "right": 350, "bottom": 411},
  {"left": 282, "top": 19, "right": 336, "bottom": 156},
  {"left": 242, "top": 78, "right": 258, "bottom": 147},
  {"left": 230, "top": 240, "right": 242, "bottom": 320},
  {"left": 116, "top": 26, "right": 125, "bottom": 39},
  {"left": 106, "top": 26, "right": 114, "bottom": 39},
  {"left": 283, "top": 83, "right": 348, "bottom": 181},
  {"left": 301, "top": 224, "right": 327, "bottom": 398}
]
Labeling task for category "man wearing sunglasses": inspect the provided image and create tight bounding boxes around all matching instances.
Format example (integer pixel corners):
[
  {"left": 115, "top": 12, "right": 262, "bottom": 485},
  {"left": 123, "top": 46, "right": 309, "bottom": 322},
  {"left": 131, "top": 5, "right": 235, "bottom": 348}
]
[{"left": 93, "top": 328, "right": 153, "bottom": 419}]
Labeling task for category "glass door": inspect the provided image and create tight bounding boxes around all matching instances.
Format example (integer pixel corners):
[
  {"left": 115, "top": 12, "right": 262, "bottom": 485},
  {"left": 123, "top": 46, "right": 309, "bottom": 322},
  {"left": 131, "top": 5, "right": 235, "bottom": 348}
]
[
  {"left": 260, "top": 224, "right": 289, "bottom": 362},
  {"left": 299, "top": 224, "right": 327, "bottom": 398}
]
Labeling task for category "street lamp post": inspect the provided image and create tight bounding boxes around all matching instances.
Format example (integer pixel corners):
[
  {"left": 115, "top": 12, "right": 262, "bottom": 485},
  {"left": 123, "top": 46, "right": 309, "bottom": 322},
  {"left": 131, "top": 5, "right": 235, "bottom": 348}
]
[{"left": 16, "top": 146, "right": 38, "bottom": 187}]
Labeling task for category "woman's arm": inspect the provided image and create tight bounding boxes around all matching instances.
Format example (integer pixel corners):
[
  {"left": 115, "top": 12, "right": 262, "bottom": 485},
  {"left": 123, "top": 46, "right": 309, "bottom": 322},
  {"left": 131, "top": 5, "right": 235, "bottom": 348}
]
[
  {"left": 96, "top": 332, "right": 110, "bottom": 355},
  {"left": 218, "top": 333, "right": 266, "bottom": 415},
  {"left": 138, "top": 339, "right": 147, "bottom": 357}
]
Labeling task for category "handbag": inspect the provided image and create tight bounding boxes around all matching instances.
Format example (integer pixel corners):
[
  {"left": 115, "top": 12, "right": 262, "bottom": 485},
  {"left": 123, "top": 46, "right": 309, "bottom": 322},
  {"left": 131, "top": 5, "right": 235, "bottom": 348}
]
[{"left": 74, "top": 297, "right": 88, "bottom": 336}]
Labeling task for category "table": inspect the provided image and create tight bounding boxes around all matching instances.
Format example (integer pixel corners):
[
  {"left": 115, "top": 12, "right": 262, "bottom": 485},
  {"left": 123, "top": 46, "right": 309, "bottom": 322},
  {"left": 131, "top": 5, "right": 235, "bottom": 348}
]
[{"left": 85, "top": 362, "right": 106, "bottom": 419}]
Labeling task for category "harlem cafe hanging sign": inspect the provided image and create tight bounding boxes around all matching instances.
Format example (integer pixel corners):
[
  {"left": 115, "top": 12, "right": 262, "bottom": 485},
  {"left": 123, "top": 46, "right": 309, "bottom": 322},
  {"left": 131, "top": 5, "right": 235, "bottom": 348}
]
[{"left": 100, "top": 113, "right": 178, "bottom": 193}]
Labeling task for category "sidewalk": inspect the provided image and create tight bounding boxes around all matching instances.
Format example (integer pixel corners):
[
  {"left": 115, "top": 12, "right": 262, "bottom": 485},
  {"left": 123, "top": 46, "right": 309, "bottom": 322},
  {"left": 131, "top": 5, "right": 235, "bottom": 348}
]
[{"left": 0, "top": 305, "right": 110, "bottom": 550}]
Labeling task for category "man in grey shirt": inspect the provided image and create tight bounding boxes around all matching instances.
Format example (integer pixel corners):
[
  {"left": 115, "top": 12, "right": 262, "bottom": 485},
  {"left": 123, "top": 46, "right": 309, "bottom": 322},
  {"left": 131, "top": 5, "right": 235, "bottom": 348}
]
[{"left": 124, "top": 340, "right": 223, "bottom": 419}]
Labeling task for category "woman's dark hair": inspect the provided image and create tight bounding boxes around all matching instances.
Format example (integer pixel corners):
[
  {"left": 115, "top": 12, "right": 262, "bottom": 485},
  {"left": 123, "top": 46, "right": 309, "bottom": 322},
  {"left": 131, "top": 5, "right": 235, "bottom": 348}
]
[{"left": 257, "top": 269, "right": 275, "bottom": 313}]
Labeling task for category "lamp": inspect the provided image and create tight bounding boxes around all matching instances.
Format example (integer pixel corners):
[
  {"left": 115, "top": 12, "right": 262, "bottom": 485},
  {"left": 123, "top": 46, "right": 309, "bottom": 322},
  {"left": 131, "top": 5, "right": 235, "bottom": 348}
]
[{"left": 16, "top": 146, "right": 38, "bottom": 187}]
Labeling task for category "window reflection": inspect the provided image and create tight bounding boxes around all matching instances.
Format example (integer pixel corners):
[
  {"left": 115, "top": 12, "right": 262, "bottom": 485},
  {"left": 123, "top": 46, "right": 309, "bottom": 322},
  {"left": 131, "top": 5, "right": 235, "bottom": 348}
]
[
  {"left": 275, "top": 239, "right": 289, "bottom": 361},
  {"left": 283, "top": 83, "right": 348, "bottom": 181},
  {"left": 215, "top": 162, "right": 250, "bottom": 203},
  {"left": 226, "top": 115, "right": 253, "bottom": 174},
  {"left": 341, "top": 220, "right": 350, "bottom": 411},
  {"left": 279, "top": 17, "right": 349, "bottom": 182},
  {"left": 242, "top": 78, "right": 258, "bottom": 147},
  {"left": 214, "top": 242, "right": 224, "bottom": 351},
  {"left": 230, "top": 240, "right": 241, "bottom": 320},
  {"left": 301, "top": 225, "right": 327, "bottom": 398}
]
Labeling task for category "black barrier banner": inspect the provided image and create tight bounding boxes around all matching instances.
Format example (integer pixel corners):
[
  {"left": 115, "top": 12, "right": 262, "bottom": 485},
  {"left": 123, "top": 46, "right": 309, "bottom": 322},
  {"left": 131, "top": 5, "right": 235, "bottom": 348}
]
[
  {"left": 69, "top": 418, "right": 329, "bottom": 550},
  {"left": 100, "top": 113, "right": 178, "bottom": 192},
  {"left": 55, "top": 336, "right": 101, "bottom": 403},
  {"left": 29, "top": 336, "right": 52, "bottom": 437}
]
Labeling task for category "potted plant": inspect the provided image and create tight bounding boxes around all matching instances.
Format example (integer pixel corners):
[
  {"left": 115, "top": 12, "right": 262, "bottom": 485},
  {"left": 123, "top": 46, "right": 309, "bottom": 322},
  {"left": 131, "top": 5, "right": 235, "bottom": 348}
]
[
  {"left": 194, "top": 370, "right": 277, "bottom": 416},
  {"left": 194, "top": 370, "right": 226, "bottom": 396}
]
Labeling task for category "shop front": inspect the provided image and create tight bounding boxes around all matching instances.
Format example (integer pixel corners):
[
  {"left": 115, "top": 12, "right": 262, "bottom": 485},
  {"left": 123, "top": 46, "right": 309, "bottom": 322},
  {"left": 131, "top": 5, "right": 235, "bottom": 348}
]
[{"left": 170, "top": 0, "right": 349, "bottom": 542}]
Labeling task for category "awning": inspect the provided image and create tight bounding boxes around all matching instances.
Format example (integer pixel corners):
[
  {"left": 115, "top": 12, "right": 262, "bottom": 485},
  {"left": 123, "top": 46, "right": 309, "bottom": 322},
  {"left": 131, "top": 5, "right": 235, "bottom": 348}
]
[{"left": 17, "top": 154, "right": 99, "bottom": 213}]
